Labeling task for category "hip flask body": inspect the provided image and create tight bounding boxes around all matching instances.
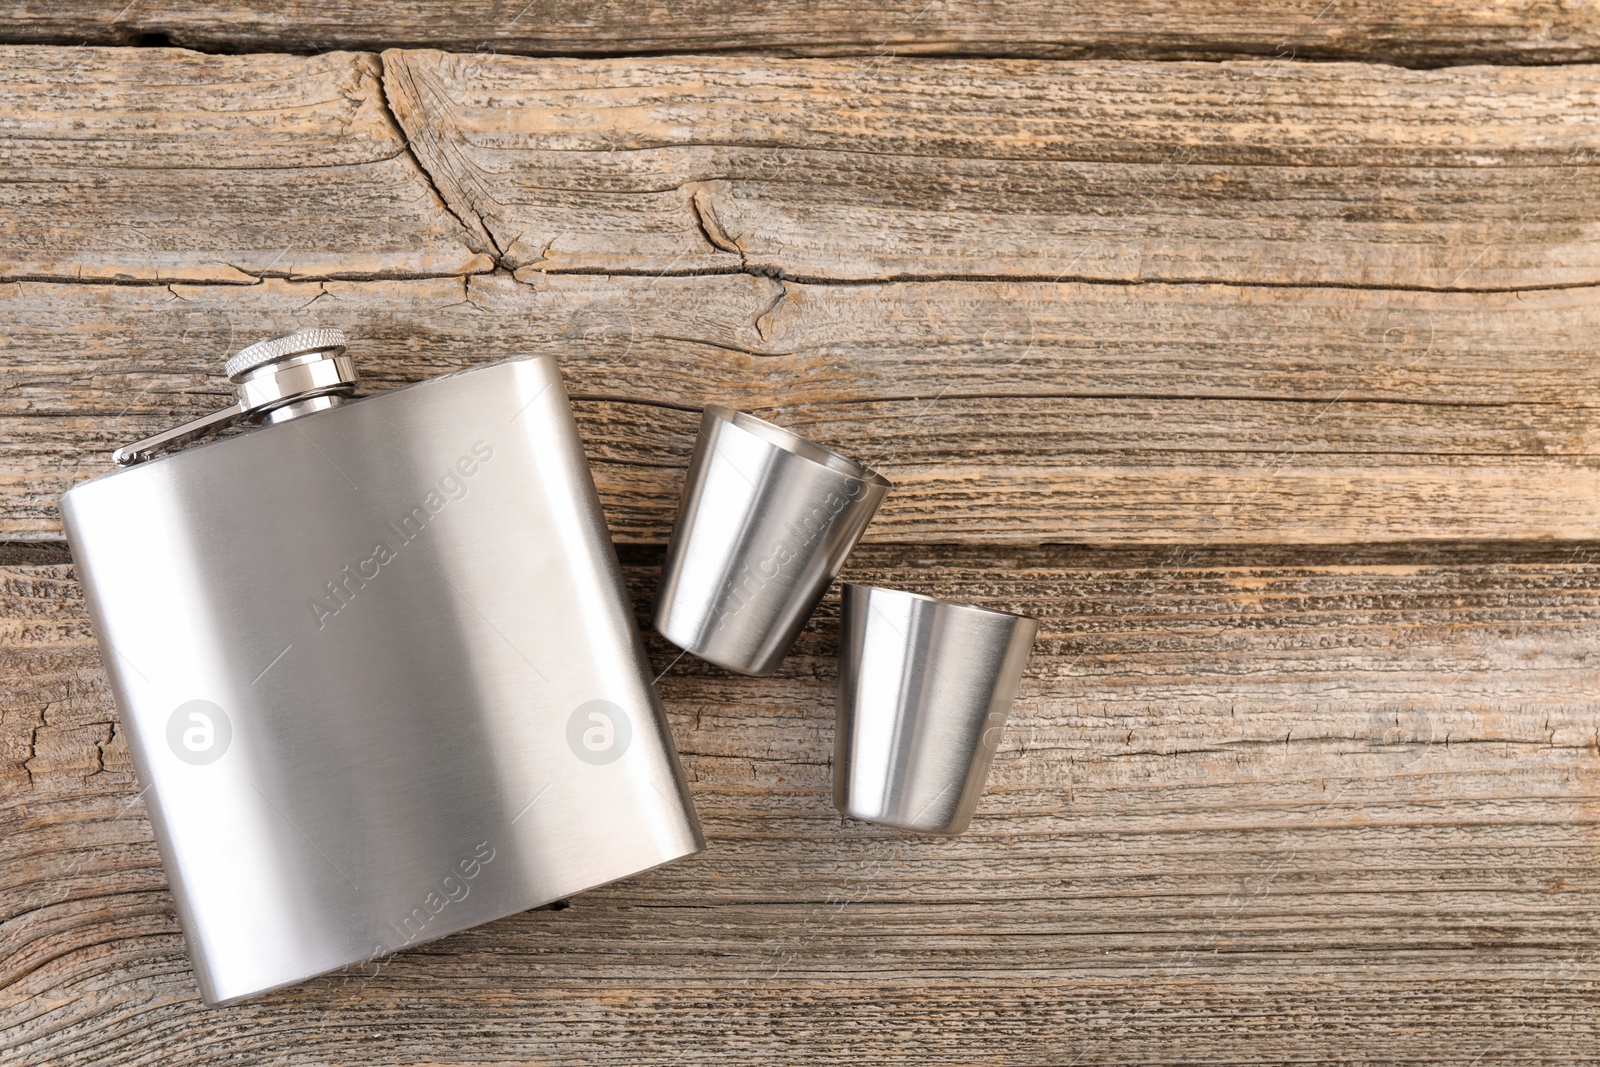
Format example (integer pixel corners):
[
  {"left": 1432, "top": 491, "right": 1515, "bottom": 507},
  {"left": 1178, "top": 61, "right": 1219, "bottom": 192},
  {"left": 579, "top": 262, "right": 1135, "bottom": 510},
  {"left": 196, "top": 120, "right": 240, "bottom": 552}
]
[{"left": 60, "top": 346, "right": 703, "bottom": 1004}]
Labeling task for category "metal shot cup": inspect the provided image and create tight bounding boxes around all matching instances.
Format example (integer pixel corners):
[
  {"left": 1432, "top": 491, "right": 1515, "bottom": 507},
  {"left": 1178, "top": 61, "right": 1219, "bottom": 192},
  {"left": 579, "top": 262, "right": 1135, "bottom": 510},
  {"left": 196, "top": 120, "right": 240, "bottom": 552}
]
[
  {"left": 834, "top": 584, "right": 1038, "bottom": 835},
  {"left": 654, "top": 406, "right": 891, "bottom": 676}
]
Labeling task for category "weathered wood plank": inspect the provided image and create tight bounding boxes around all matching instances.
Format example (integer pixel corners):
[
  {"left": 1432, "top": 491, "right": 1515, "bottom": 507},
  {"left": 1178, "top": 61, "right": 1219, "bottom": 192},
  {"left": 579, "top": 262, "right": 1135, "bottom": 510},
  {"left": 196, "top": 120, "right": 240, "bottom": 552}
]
[
  {"left": 4, "top": 542, "right": 1599, "bottom": 1063},
  {"left": 8, "top": 47, "right": 1600, "bottom": 293},
  {"left": 4, "top": 275, "right": 1598, "bottom": 544},
  {"left": 2, "top": 0, "right": 1598, "bottom": 67},
  {"left": 0, "top": 46, "right": 490, "bottom": 284},
  {"left": 382, "top": 50, "right": 1600, "bottom": 289}
]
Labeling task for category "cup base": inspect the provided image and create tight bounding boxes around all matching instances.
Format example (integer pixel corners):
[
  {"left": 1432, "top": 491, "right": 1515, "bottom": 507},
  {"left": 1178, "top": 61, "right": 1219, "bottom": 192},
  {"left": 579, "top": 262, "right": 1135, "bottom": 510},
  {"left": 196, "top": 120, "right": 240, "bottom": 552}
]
[{"left": 834, "top": 802, "right": 974, "bottom": 837}]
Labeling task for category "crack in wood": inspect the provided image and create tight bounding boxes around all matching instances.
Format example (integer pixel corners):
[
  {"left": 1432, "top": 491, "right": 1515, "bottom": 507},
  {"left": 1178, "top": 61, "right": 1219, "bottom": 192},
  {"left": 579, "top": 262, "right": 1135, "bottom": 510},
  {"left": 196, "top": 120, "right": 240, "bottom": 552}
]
[
  {"left": 373, "top": 51, "right": 504, "bottom": 263},
  {"left": 10, "top": 269, "right": 1600, "bottom": 296}
]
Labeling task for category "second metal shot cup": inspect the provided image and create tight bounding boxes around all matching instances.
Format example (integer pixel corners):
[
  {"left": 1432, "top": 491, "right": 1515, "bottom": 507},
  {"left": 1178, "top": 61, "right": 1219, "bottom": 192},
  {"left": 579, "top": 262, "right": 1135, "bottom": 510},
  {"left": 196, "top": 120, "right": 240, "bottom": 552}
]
[
  {"left": 655, "top": 406, "right": 891, "bottom": 676},
  {"left": 834, "top": 584, "right": 1037, "bottom": 835}
]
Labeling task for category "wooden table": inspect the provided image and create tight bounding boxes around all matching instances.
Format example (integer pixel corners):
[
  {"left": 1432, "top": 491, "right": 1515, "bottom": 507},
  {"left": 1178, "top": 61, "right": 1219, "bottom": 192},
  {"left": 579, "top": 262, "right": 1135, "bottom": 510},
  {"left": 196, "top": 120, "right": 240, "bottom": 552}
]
[{"left": 3, "top": 4, "right": 1599, "bottom": 1063}]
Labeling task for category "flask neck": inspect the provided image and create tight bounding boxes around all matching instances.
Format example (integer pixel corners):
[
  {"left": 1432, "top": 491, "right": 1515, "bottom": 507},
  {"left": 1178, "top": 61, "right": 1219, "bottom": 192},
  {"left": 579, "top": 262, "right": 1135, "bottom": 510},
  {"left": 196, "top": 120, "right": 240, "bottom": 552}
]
[{"left": 261, "top": 394, "right": 351, "bottom": 425}]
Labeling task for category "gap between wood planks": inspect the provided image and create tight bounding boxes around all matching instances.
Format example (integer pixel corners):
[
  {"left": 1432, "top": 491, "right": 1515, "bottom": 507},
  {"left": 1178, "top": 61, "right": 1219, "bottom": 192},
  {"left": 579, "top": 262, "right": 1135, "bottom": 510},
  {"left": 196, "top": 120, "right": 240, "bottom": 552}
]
[
  {"left": 13, "top": 35, "right": 1599, "bottom": 70},
  {"left": 10, "top": 534, "right": 1600, "bottom": 566},
  {"left": 3, "top": 5, "right": 1598, "bottom": 71}
]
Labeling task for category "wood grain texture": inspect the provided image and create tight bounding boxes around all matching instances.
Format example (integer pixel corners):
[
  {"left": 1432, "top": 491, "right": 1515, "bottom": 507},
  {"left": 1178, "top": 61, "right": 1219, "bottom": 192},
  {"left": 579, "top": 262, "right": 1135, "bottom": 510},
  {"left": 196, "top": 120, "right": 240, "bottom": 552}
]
[
  {"left": 10, "top": 47, "right": 1600, "bottom": 293},
  {"left": 381, "top": 50, "right": 1600, "bottom": 289},
  {"left": 2, "top": 0, "right": 1598, "bottom": 66},
  {"left": 5, "top": 542, "right": 1600, "bottom": 1064},
  {"left": 4, "top": 32, "right": 1600, "bottom": 1067},
  {"left": 5, "top": 274, "right": 1599, "bottom": 544},
  {"left": 0, "top": 46, "right": 489, "bottom": 284}
]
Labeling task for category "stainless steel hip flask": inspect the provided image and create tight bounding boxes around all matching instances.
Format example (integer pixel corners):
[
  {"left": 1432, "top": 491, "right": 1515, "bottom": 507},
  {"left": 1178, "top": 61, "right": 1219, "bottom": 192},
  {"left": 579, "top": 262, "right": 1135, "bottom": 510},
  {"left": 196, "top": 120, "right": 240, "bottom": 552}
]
[{"left": 60, "top": 330, "right": 703, "bottom": 1004}]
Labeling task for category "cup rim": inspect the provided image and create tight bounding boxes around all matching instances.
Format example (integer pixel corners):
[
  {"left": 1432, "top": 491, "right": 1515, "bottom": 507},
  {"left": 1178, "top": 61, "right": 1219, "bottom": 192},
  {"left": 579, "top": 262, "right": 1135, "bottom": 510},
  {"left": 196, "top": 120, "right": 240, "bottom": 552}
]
[
  {"left": 842, "top": 582, "right": 1037, "bottom": 624},
  {"left": 706, "top": 405, "right": 891, "bottom": 489}
]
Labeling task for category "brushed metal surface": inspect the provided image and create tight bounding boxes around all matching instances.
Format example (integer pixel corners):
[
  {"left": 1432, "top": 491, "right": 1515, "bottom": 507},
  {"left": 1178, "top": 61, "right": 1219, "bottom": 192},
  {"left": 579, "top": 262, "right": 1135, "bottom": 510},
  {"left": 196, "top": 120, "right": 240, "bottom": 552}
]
[
  {"left": 654, "top": 406, "right": 890, "bottom": 676},
  {"left": 61, "top": 357, "right": 703, "bottom": 1004},
  {"left": 834, "top": 584, "right": 1037, "bottom": 835}
]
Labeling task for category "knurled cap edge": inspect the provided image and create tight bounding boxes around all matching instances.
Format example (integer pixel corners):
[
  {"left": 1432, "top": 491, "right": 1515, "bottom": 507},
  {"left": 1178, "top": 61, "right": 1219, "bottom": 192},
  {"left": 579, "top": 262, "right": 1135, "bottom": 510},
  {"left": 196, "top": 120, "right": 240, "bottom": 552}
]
[{"left": 225, "top": 328, "right": 349, "bottom": 381}]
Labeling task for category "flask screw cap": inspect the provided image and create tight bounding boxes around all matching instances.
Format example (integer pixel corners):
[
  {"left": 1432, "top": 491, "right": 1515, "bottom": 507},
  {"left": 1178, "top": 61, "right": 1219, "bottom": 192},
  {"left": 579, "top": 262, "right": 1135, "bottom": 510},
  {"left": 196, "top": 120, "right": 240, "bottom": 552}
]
[{"left": 225, "top": 327, "right": 349, "bottom": 382}]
